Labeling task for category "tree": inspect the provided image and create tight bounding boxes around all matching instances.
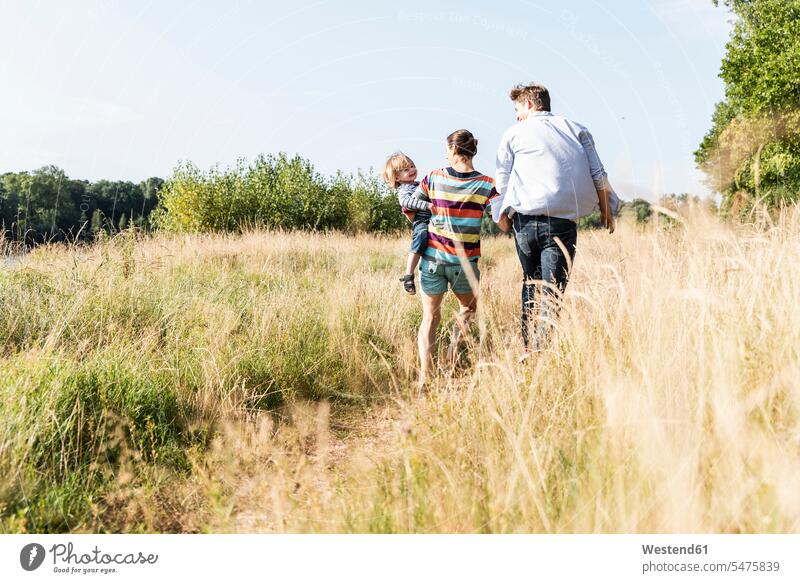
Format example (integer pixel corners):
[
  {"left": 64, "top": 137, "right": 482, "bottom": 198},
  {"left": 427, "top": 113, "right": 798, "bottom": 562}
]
[
  {"left": 0, "top": 169, "right": 163, "bottom": 243},
  {"left": 696, "top": 0, "right": 800, "bottom": 212},
  {"left": 0, "top": 179, "right": 12, "bottom": 238},
  {"left": 1, "top": 166, "right": 84, "bottom": 243},
  {"left": 139, "top": 177, "right": 164, "bottom": 227},
  {"left": 90, "top": 208, "right": 103, "bottom": 236}
]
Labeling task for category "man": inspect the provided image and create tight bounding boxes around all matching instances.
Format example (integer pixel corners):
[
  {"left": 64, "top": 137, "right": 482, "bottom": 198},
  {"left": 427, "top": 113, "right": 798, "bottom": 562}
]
[{"left": 492, "top": 83, "right": 618, "bottom": 353}]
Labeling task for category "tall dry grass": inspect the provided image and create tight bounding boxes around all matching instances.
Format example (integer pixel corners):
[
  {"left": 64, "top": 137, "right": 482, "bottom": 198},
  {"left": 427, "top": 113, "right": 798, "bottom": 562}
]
[
  {"left": 199, "top": 205, "right": 800, "bottom": 533},
  {"left": 1, "top": 205, "right": 799, "bottom": 533}
]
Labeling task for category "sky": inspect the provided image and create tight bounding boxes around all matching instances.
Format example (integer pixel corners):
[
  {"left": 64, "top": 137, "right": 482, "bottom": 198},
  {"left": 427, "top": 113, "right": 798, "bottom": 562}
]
[{"left": 0, "top": 0, "right": 735, "bottom": 201}]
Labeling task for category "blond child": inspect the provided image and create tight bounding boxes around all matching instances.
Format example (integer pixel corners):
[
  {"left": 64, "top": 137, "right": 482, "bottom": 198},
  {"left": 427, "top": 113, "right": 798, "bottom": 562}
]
[{"left": 382, "top": 152, "right": 434, "bottom": 295}]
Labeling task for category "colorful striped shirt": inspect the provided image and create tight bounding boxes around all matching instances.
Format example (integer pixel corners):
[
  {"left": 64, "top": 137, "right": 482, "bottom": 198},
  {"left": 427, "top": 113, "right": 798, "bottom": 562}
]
[{"left": 414, "top": 167, "right": 498, "bottom": 266}]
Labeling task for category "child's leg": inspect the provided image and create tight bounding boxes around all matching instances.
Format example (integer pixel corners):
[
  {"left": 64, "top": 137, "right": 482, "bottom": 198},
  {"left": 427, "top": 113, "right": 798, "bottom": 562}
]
[
  {"left": 404, "top": 220, "right": 428, "bottom": 275},
  {"left": 405, "top": 252, "right": 422, "bottom": 275}
]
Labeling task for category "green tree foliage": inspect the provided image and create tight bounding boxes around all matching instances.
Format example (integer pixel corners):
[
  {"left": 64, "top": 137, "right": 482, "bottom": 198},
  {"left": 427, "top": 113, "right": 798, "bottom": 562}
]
[
  {"left": 0, "top": 166, "right": 81, "bottom": 243},
  {"left": 696, "top": 0, "right": 800, "bottom": 213},
  {"left": 0, "top": 180, "right": 13, "bottom": 234},
  {"left": 577, "top": 199, "right": 654, "bottom": 229},
  {"left": 90, "top": 208, "right": 103, "bottom": 236},
  {"left": 154, "top": 153, "right": 406, "bottom": 234},
  {"left": 481, "top": 212, "right": 504, "bottom": 235},
  {"left": 343, "top": 171, "right": 406, "bottom": 233},
  {"left": 0, "top": 168, "right": 163, "bottom": 244},
  {"left": 630, "top": 198, "right": 653, "bottom": 224},
  {"left": 577, "top": 211, "right": 603, "bottom": 230}
]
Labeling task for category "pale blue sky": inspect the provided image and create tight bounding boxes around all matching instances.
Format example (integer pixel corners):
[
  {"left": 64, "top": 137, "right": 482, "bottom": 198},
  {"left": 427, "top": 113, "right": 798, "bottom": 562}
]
[{"left": 0, "top": 0, "right": 734, "bottom": 200}]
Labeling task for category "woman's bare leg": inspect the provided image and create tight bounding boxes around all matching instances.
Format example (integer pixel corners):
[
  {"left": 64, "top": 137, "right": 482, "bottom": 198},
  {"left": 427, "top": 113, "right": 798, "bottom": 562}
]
[
  {"left": 418, "top": 292, "right": 444, "bottom": 387},
  {"left": 446, "top": 291, "right": 477, "bottom": 369}
]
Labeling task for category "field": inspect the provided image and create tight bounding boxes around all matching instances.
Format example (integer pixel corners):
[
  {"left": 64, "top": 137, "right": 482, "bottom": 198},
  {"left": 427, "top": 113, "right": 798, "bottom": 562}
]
[{"left": 1, "top": 206, "right": 799, "bottom": 533}]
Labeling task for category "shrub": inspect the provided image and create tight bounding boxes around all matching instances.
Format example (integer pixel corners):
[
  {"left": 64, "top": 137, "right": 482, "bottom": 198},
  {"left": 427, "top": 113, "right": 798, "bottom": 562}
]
[{"left": 155, "top": 154, "right": 405, "bottom": 234}]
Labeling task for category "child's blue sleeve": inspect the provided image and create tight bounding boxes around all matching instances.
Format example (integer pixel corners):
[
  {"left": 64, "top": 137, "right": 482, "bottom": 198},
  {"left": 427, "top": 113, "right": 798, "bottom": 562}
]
[{"left": 397, "top": 182, "right": 429, "bottom": 211}]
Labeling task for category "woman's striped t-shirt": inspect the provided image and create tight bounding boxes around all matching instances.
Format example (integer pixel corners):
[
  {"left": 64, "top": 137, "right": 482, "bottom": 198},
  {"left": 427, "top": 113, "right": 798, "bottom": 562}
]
[{"left": 413, "top": 167, "right": 498, "bottom": 266}]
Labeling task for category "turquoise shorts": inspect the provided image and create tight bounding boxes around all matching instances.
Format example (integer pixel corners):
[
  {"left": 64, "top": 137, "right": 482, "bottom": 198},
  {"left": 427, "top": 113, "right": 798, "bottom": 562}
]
[{"left": 419, "top": 259, "right": 480, "bottom": 296}]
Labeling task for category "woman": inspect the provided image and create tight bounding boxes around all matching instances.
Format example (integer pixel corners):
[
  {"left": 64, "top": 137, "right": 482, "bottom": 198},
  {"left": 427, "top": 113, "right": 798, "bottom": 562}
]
[{"left": 412, "top": 129, "right": 498, "bottom": 387}]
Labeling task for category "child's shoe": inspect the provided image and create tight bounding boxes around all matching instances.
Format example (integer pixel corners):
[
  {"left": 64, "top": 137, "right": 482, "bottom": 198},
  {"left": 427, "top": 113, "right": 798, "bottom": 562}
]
[{"left": 399, "top": 274, "right": 416, "bottom": 295}]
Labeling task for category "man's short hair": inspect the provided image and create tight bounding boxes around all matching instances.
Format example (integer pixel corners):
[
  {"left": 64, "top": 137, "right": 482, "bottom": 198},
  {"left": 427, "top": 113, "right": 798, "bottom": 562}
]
[{"left": 509, "top": 83, "right": 551, "bottom": 112}]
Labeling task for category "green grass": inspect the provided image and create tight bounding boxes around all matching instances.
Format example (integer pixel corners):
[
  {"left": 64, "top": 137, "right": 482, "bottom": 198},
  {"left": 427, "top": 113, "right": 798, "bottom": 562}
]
[{"left": 0, "top": 231, "right": 417, "bottom": 532}]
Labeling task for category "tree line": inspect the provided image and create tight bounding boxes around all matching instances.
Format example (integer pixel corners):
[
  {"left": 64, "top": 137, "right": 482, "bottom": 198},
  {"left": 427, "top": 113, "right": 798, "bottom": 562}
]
[
  {"left": 1, "top": 155, "right": 412, "bottom": 247},
  {"left": 2, "top": 155, "right": 708, "bottom": 249},
  {"left": 1, "top": 166, "right": 163, "bottom": 244}
]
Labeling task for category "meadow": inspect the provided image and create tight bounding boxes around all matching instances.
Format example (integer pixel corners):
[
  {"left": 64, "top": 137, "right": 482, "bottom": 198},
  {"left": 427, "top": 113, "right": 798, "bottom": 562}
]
[{"left": 1, "top": 204, "right": 798, "bottom": 533}]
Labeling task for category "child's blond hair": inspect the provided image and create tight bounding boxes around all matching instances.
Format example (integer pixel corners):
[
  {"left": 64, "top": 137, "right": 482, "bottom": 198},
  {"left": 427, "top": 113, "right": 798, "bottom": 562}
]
[{"left": 382, "top": 152, "right": 416, "bottom": 189}]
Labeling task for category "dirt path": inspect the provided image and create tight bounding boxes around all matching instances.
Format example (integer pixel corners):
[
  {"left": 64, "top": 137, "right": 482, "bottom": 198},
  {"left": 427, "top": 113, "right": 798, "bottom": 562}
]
[{"left": 226, "top": 395, "right": 410, "bottom": 533}]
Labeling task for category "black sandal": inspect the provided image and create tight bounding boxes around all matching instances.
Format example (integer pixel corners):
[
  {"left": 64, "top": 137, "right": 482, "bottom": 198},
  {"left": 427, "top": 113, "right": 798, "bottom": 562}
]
[{"left": 399, "top": 274, "right": 416, "bottom": 295}]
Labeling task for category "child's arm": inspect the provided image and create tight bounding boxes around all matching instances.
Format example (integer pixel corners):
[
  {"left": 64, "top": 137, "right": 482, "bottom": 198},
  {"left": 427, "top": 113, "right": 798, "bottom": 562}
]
[
  {"left": 398, "top": 185, "right": 430, "bottom": 212},
  {"left": 412, "top": 180, "right": 435, "bottom": 213}
]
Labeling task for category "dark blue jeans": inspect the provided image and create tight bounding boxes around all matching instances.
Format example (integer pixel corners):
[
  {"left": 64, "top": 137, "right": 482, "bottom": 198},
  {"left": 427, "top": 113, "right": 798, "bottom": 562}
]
[
  {"left": 512, "top": 213, "right": 577, "bottom": 349},
  {"left": 409, "top": 218, "right": 429, "bottom": 254}
]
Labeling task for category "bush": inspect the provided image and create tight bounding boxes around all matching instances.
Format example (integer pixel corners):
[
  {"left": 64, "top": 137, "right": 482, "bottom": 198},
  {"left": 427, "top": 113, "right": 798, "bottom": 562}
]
[
  {"left": 578, "top": 211, "right": 603, "bottom": 230},
  {"left": 154, "top": 154, "right": 405, "bottom": 234},
  {"left": 345, "top": 171, "right": 406, "bottom": 233}
]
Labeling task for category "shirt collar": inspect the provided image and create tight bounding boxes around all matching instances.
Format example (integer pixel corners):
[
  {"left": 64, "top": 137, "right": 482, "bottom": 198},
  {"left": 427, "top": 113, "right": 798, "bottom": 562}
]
[{"left": 445, "top": 166, "right": 480, "bottom": 179}]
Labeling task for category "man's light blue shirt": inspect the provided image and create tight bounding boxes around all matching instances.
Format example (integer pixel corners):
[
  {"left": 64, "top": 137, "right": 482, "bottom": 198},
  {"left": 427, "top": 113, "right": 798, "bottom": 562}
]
[{"left": 493, "top": 111, "right": 619, "bottom": 222}]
